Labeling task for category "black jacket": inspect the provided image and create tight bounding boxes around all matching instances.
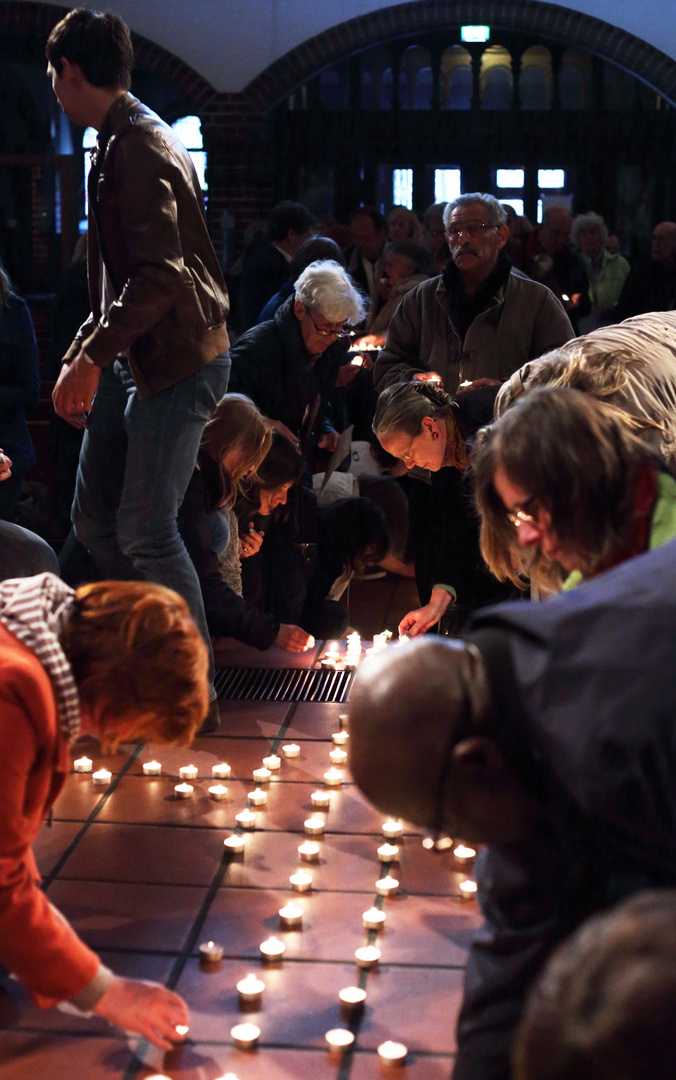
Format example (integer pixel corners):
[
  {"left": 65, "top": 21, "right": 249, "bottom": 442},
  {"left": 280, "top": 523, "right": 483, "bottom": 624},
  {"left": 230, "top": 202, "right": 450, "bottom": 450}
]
[
  {"left": 0, "top": 295, "right": 39, "bottom": 468},
  {"left": 178, "top": 461, "right": 279, "bottom": 650},
  {"left": 455, "top": 539, "right": 676, "bottom": 1079}
]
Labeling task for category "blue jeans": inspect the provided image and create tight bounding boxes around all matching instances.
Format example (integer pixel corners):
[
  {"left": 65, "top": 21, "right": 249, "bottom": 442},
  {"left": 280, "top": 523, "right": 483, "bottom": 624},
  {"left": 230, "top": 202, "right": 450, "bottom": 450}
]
[{"left": 72, "top": 354, "right": 231, "bottom": 681}]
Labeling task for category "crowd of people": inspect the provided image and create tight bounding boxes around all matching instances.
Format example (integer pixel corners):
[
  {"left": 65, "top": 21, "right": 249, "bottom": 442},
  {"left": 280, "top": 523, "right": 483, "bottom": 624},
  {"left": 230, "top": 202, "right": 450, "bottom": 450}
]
[{"left": 2, "top": 5, "right": 676, "bottom": 1076}]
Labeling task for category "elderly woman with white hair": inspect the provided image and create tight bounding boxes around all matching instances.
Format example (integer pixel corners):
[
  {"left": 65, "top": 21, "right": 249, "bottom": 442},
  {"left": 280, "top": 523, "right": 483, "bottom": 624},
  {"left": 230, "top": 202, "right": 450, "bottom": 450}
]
[
  {"left": 229, "top": 259, "right": 367, "bottom": 467},
  {"left": 572, "top": 211, "right": 630, "bottom": 332}
]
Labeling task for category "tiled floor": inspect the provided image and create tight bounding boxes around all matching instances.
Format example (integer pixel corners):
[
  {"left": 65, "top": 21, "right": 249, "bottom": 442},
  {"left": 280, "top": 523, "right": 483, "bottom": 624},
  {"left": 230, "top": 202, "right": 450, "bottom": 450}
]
[{"left": 0, "top": 577, "right": 482, "bottom": 1080}]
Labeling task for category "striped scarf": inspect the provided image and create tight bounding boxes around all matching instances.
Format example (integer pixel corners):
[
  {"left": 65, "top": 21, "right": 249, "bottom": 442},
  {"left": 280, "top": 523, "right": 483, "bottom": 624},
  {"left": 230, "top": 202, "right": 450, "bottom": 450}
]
[{"left": 0, "top": 573, "right": 81, "bottom": 742}]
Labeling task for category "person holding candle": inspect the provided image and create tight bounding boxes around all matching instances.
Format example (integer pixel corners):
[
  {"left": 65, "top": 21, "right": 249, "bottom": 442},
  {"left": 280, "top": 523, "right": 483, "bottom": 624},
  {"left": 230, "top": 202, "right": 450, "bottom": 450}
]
[
  {"left": 473, "top": 387, "right": 676, "bottom": 596},
  {"left": 348, "top": 539, "right": 676, "bottom": 1080},
  {"left": 373, "top": 379, "right": 514, "bottom": 635},
  {"left": 0, "top": 572, "right": 208, "bottom": 1047}
]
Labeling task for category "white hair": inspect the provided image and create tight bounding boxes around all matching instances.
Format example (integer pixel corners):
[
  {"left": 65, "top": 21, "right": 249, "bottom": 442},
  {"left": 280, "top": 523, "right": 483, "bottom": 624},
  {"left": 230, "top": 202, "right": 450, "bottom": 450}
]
[
  {"left": 294, "top": 260, "right": 368, "bottom": 325},
  {"left": 572, "top": 212, "right": 608, "bottom": 247}
]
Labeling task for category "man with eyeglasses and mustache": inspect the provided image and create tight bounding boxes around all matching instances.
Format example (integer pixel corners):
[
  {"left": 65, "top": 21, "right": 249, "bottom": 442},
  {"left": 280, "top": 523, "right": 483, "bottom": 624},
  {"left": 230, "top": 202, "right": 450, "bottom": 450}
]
[{"left": 374, "top": 193, "right": 574, "bottom": 395}]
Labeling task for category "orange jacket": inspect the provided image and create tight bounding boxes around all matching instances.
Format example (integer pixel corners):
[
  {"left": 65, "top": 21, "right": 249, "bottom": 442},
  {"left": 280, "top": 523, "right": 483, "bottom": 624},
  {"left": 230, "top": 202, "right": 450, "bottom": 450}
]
[{"left": 0, "top": 622, "right": 100, "bottom": 1007}]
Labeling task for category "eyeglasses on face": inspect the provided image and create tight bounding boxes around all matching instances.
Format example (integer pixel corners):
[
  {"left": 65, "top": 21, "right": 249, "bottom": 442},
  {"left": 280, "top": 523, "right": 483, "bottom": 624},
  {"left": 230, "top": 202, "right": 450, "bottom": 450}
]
[
  {"left": 307, "top": 308, "right": 351, "bottom": 338},
  {"left": 505, "top": 495, "right": 542, "bottom": 530},
  {"left": 446, "top": 221, "right": 497, "bottom": 242}
]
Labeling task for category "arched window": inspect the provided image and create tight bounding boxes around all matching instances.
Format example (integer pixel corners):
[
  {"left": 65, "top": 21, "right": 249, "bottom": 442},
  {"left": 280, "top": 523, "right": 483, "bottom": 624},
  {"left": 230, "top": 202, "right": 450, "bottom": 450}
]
[
  {"left": 442, "top": 45, "right": 472, "bottom": 110},
  {"left": 171, "top": 116, "right": 207, "bottom": 191},
  {"left": 520, "top": 46, "right": 552, "bottom": 110},
  {"left": 399, "top": 45, "right": 433, "bottom": 109},
  {"left": 413, "top": 67, "right": 433, "bottom": 109},
  {"left": 559, "top": 50, "right": 590, "bottom": 110},
  {"left": 480, "top": 47, "right": 513, "bottom": 110},
  {"left": 381, "top": 68, "right": 394, "bottom": 110},
  {"left": 320, "top": 67, "right": 346, "bottom": 110}
]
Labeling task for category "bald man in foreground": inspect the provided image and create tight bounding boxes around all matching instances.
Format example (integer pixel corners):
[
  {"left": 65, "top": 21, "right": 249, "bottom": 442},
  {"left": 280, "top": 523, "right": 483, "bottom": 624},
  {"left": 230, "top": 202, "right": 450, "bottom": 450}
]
[{"left": 349, "top": 538, "right": 676, "bottom": 1080}]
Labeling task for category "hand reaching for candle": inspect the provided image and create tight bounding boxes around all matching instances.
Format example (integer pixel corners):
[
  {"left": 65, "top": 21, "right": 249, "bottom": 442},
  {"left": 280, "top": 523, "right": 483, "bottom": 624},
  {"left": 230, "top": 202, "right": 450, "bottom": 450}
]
[
  {"left": 93, "top": 976, "right": 190, "bottom": 1050},
  {"left": 275, "top": 624, "right": 315, "bottom": 652},
  {"left": 240, "top": 523, "right": 264, "bottom": 558},
  {"left": 398, "top": 588, "right": 453, "bottom": 637},
  {"left": 413, "top": 370, "right": 443, "bottom": 384}
]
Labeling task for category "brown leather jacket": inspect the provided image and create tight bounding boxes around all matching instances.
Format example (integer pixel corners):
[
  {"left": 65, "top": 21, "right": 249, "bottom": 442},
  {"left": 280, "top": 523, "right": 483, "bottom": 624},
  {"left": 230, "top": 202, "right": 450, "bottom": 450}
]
[{"left": 65, "top": 94, "right": 229, "bottom": 398}]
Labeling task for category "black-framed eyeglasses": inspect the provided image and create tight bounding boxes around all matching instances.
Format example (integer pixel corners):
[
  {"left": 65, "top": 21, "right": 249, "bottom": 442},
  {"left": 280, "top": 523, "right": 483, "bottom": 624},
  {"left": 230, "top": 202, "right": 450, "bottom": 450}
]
[
  {"left": 446, "top": 221, "right": 497, "bottom": 242},
  {"left": 307, "top": 309, "right": 351, "bottom": 339},
  {"left": 506, "top": 494, "right": 542, "bottom": 529}
]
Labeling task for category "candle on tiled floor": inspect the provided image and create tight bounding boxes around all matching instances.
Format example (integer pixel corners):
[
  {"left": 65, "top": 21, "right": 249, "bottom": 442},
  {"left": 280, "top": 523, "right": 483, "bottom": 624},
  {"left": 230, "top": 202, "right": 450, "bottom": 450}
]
[
  {"left": 237, "top": 973, "right": 264, "bottom": 1004},
  {"left": 363, "top": 906, "right": 387, "bottom": 930},
  {"left": 73, "top": 756, "right": 92, "bottom": 773},
  {"left": 355, "top": 945, "right": 381, "bottom": 968},
  {"left": 323, "top": 767, "right": 343, "bottom": 787},
  {"left": 378, "top": 842, "right": 400, "bottom": 862},
  {"left": 339, "top": 986, "right": 366, "bottom": 1010},
  {"left": 174, "top": 1024, "right": 189, "bottom": 1037},
  {"left": 376, "top": 874, "right": 399, "bottom": 896},
  {"left": 247, "top": 787, "right": 267, "bottom": 806},
  {"left": 311, "top": 789, "right": 331, "bottom": 808},
  {"left": 142, "top": 760, "right": 161, "bottom": 776},
  {"left": 454, "top": 843, "right": 477, "bottom": 864},
  {"left": 179, "top": 764, "right": 198, "bottom": 781},
  {"left": 262, "top": 754, "right": 281, "bottom": 770},
  {"left": 224, "top": 833, "right": 246, "bottom": 853},
  {"left": 212, "top": 762, "right": 231, "bottom": 779},
  {"left": 382, "top": 818, "right": 403, "bottom": 838},
  {"left": 290, "top": 870, "right": 312, "bottom": 892},
  {"left": 332, "top": 730, "right": 349, "bottom": 746},
  {"left": 235, "top": 808, "right": 256, "bottom": 829},
  {"left": 329, "top": 747, "right": 347, "bottom": 765},
  {"left": 304, "top": 815, "right": 325, "bottom": 836},
  {"left": 259, "top": 935, "right": 286, "bottom": 961},
  {"left": 459, "top": 878, "right": 478, "bottom": 900},
  {"left": 174, "top": 782, "right": 194, "bottom": 799},
  {"left": 92, "top": 769, "right": 112, "bottom": 786},
  {"left": 279, "top": 902, "right": 303, "bottom": 929},
  {"left": 282, "top": 743, "right": 300, "bottom": 758},
  {"left": 230, "top": 1022, "right": 260, "bottom": 1049},
  {"left": 208, "top": 784, "right": 228, "bottom": 800},
  {"left": 252, "top": 767, "right": 271, "bottom": 784},
  {"left": 298, "top": 840, "right": 320, "bottom": 862},
  {"left": 325, "top": 1028, "right": 355, "bottom": 1051},
  {"left": 199, "top": 940, "right": 223, "bottom": 963},
  {"left": 378, "top": 1040, "right": 408, "bottom": 1064}
]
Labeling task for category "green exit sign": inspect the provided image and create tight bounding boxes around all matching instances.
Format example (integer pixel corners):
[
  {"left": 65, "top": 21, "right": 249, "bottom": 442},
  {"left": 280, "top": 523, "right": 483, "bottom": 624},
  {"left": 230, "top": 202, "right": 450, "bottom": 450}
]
[{"left": 461, "top": 26, "right": 490, "bottom": 43}]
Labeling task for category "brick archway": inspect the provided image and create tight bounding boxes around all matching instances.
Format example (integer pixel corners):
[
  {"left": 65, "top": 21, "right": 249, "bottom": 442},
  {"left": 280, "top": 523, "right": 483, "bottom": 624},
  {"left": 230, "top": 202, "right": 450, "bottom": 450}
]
[
  {"left": 245, "top": 0, "right": 676, "bottom": 110},
  {"left": 0, "top": 1, "right": 217, "bottom": 108}
]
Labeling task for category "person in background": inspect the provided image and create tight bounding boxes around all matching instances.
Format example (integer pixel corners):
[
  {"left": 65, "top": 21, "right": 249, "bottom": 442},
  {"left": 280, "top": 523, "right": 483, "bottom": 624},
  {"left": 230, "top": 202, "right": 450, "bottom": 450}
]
[
  {"left": 238, "top": 200, "right": 316, "bottom": 331},
  {"left": 256, "top": 235, "right": 344, "bottom": 324},
  {"left": 374, "top": 193, "right": 573, "bottom": 394},
  {"left": 367, "top": 240, "right": 431, "bottom": 339},
  {"left": 473, "top": 386, "right": 676, "bottom": 595},
  {"left": 523, "top": 205, "right": 591, "bottom": 332},
  {"left": 374, "top": 379, "right": 513, "bottom": 634},
  {"left": 572, "top": 212, "right": 629, "bottom": 332},
  {"left": 0, "top": 254, "right": 39, "bottom": 521},
  {"left": 346, "top": 207, "right": 388, "bottom": 329},
  {"left": 513, "top": 889, "right": 676, "bottom": 1080},
  {"left": 616, "top": 220, "right": 676, "bottom": 319},
  {"left": 348, "top": 538, "right": 676, "bottom": 1080},
  {"left": 502, "top": 203, "right": 533, "bottom": 270},
  {"left": 0, "top": 573, "right": 208, "bottom": 1048},
  {"left": 386, "top": 205, "right": 421, "bottom": 243},
  {"left": 178, "top": 394, "right": 313, "bottom": 654},
  {"left": 422, "top": 200, "right": 449, "bottom": 275},
  {"left": 0, "top": 448, "right": 59, "bottom": 577}
]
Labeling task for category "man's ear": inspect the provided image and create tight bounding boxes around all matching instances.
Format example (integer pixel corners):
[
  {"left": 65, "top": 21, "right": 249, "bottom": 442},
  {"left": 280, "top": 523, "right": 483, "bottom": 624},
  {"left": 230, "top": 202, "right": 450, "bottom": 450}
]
[
  {"left": 451, "top": 736, "right": 505, "bottom": 778},
  {"left": 496, "top": 225, "right": 510, "bottom": 251},
  {"left": 293, "top": 299, "right": 305, "bottom": 323}
]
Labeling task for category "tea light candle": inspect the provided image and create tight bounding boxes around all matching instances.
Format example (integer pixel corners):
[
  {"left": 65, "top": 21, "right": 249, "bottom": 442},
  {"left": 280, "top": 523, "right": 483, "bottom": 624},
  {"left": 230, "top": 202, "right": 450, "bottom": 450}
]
[
  {"left": 262, "top": 754, "right": 281, "bottom": 771},
  {"left": 199, "top": 940, "right": 223, "bottom": 962},
  {"left": 235, "top": 808, "right": 256, "bottom": 830},
  {"left": 378, "top": 843, "right": 400, "bottom": 862},
  {"left": 290, "top": 870, "right": 313, "bottom": 892},
  {"left": 142, "top": 760, "right": 162, "bottom": 776},
  {"left": 329, "top": 748, "right": 348, "bottom": 766},
  {"left": 237, "top": 973, "right": 265, "bottom": 1004},
  {"left": 332, "top": 731, "right": 349, "bottom": 746},
  {"left": 311, "top": 789, "right": 331, "bottom": 808},
  {"left": 224, "top": 833, "right": 246, "bottom": 853},
  {"left": 376, "top": 874, "right": 399, "bottom": 896},
  {"left": 363, "top": 906, "right": 387, "bottom": 930},
  {"left": 304, "top": 815, "right": 325, "bottom": 836},
  {"left": 422, "top": 834, "right": 453, "bottom": 851},
  {"left": 208, "top": 783, "right": 228, "bottom": 801},
  {"left": 247, "top": 787, "right": 267, "bottom": 806},
  {"left": 259, "top": 935, "right": 286, "bottom": 961},
  {"left": 323, "top": 767, "right": 343, "bottom": 787},
  {"left": 378, "top": 1040, "right": 408, "bottom": 1064},
  {"left": 92, "top": 769, "right": 112, "bottom": 786},
  {"left": 230, "top": 1022, "right": 260, "bottom": 1050},
  {"left": 339, "top": 986, "right": 367, "bottom": 1009},
  {"left": 179, "top": 764, "right": 198, "bottom": 781},
  {"left": 174, "top": 782, "right": 194, "bottom": 798},
  {"left": 73, "top": 756, "right": 93, "bottom": 773},
  {"left": 279, "top": 902, "right": 303, "bottom": 929},
  {"left": 325, "top": 1028, "right": 355, "bottom": 1052},
  {"left": 174, "top": 1024, "right": 190, "bottom": 1038},
  {"left": 355, "top": 945, "right": 381, "bottom": 969},
  {"left": 382, "top": 818, "right": 403, "bottom": 838},
  {"left": 252, "top": 767, "right": 271, "bottom": 784},
  {"left": 454, "top": 843, "right": 477, "bottom": 864},
  {"left": 282, "top": 743, "right": 300, "bottom": 759},
  {"left": 212, "top": 762, "right": 231, "bottom": 779},
  {"left": 459, "top": 878, "right": 478, "bottom": 900},
  {"left": 298, "top": 840, "right": 320, "bottom": 862},
  {"left": 339, "top": 713, "right": 349, "bottom": 730}
]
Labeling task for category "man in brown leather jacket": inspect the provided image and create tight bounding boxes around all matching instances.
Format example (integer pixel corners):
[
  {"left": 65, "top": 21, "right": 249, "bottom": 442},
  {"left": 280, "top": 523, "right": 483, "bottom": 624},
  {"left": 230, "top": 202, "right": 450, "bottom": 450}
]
[{"left": 46, "top": 10, "right": 230, "bottom": 704}]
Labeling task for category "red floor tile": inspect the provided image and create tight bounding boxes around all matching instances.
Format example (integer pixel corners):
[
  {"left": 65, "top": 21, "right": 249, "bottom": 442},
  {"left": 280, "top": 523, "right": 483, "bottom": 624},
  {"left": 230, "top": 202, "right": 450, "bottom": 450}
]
[{"left": 55, "top": 823, "right": 225, "bottom": 886}]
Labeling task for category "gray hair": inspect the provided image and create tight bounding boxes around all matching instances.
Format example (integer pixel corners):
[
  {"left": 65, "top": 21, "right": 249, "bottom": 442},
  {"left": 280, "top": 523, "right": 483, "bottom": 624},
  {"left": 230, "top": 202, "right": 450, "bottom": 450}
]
[
  {"left": 373, "top": 380, "right": 451, "bottom": 441},
  {"left": 443, "top": 193, "right": 506, "bottom": 230},
  {"left": 294, "top": 260, "right": 368, "bottom": 325},
  {"left": 572, "top": 212, "right": 608, "bottom": 247}
]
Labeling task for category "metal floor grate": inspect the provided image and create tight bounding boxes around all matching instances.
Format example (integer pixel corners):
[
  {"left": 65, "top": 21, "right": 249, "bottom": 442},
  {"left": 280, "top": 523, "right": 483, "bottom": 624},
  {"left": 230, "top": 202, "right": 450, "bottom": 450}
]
[{"left": 214, "top": 666, "right": 354, "bottom": 703}]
